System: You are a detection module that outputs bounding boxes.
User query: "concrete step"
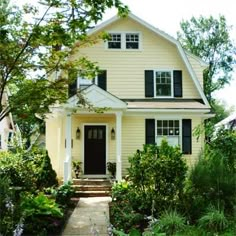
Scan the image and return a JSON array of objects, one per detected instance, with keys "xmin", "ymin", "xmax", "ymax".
[
  {"xmin": 73, "ymin": 178, "xmax": 112, "ymax": 186},
  {"xmin": 75, "ymin": 190, "xmax": 111, "ymax": 197},
  {"xmin": 72, "ymin": 178, "xmax": 113, "ymax": 197},
  {"xmin": 73, "ymin": 184, "xmax": 111, "ymax": 191}
]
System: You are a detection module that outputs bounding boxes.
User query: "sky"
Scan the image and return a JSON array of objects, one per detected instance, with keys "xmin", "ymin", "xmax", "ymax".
[
  {"xmin": 104, "ymin": 0, "xmax": 236, "ymax": 109},
  {"xmin": 13, "ymin": 0, "xmax": 236, "ymax": 109}
]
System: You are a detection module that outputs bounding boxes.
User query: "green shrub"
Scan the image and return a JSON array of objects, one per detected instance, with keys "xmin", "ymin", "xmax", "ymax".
[
  {"xmin": 128, "ymin": 140, "xmax": 187, "ymax": 214},
  {"xmin": 54, "ymin": 181, "xmax": 75, "ymax": 207},
  {"xmin": 198, "ymin": 205, "xmax": 228, "ymax": 233},
  {"xmin": 184, "ymin": 151, "xmax": 236, "ymax": 221},
  {"xmin": 155, "ymin": 210, "xmax": 186, "ymax": 235},
  {"xmin": 0, "ymin": 151, "xmax": 36, "ymax": 190},
  {"xmin": 31, "ymin": 149, "xmax": 58, "ymax": 189}
]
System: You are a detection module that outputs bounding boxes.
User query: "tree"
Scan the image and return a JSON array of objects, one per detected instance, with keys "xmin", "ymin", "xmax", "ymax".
[
  {"xmin": 177, "ymin": 15, "xmax": 235, "ymax": 103},
  {"xmin": 0, "ymin": 0, "xmax": 129, "ymax": 141}
]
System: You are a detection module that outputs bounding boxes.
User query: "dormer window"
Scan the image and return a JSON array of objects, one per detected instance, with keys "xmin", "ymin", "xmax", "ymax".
[{"xmin": 107, "ymin": 32, "xmax": 140, "ymax": 50}]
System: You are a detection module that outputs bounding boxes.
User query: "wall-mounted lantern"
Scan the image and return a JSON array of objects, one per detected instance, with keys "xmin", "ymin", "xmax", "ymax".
[
  {"xmin": 76, "ymin": 127, "xmax": 81, "ymax": 139},
  {"xmin": 111, "ymin": 128, "xmax": 115, "ymax": 140}
]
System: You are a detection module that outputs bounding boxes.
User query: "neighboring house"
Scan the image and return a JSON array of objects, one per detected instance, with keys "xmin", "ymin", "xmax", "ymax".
[
  {"xmin": 215, "ymin": 112, "xmax": 236, "ymax": 131},
  {"xmin": 0, "ymin": 92, "xmax": 17, "ymax": 150},
  {"xmin": 46, "ymin": 13, "xmax": 212, "ymax": 182}
]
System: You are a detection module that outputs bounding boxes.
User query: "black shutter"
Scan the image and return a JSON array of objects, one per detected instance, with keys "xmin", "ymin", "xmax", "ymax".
[
  {"xmin": 68, "ymin": 69, "xmax": 77, "ymax": 97},
  {"xmin": 97, "ymin": 70, "xmax": 107, "ymax": 91},
  {"xmin": 145, "ymin": 119, "xmax": 155, "ymax": 144},
  {"xmin": 182, "ymin": 119, "xmax": 192, "ymax": 154},
  {"xmin": 145, "ymin": 70, "xmax": 154, "ymax": 97},
  {"xmin": 174, "ymin": 70, "xmax": 182, "ymax": 97}
]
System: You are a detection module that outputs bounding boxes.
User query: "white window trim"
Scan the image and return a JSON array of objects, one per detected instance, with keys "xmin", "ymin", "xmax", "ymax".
[
  {"xmin": 155, "ymin": 119, "xmax": 182, "ymax": 150},
  {"xmin": 106, "ymin": 31, "xmax": 142, "ymax": 50},
  {"xmin": 154, "ymin": 70, "xmax": 174, "ymax": 98}
]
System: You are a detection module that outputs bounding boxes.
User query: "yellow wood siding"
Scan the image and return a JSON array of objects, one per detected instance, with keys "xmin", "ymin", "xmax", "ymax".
[
  {"xmin": 76, "ymin": 18, "xmax": 200, "ymax": 99},
  {"xmin": 122, "ymin": 116, "xmax": 145, "ymax": 174},
  {"xmin": 46, "ymin": 116, "xmax": 65, "ymax": 179},
  {"xmin": 187, "ymin": 54, "xmax": 205, "ymax": 88}
]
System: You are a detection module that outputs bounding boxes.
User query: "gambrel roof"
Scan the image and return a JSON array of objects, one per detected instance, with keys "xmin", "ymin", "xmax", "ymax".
[{"xmin": 87, "ymin": 13, "xmax": 210, "ymax": 107}]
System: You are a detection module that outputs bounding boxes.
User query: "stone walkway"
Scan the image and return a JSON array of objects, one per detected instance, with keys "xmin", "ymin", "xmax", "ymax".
[{"xmin": 62, "ymin": 197, "xmax": 111, "ymax": 236}]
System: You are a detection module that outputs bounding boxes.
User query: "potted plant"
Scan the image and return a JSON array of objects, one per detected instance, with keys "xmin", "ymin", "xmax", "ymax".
[
  {"xmin": 107, "ymin": 162, "xmax": 116, "ymax": 178},
  {"xmin": 72, "ymin": 161, "xmax": 82, "ymax": 178}
]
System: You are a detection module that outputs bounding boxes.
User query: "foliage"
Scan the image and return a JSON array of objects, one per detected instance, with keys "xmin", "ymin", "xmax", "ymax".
[
  {"xmin": 107, "ymin": 161, "xmax": 116, "ymax": 177},
  {"xmin": 154, "ymin": 210, "xmax": 186, "ymax": 236},
  {"xmin": 0, "ymin": 151, "xmax": 36, "ymax": 190},
  {"xmin": 110, "ymin": 141, "xmax": 187, "ymax": 232},
  {"xmin": 0, "ymin": 175, "xmax": 22, "ymax": 235},
  {"xmin": 32, "ymin": 149, "xmax": 58, "ymax": 189},
  {"xmin": 53, "ymin": 181, "xmax": 75, "ymax": 207},
  {"xmin": 20, "ymin": 192, "xmax": 63, "ymax": 235},
  {"xmin": 177, "ymin": 15, "xmax": 235, "ymax": 102},
  {"xmin": 127, "ymin": 140, "xmax": 187, "ymax": 213},
  {"xmin": 20, "ymin": 192, "xmax": 63, "ymax": 218},
  {"xmin": 183, "ymin": 148, "xmax": 236, "ymax": 222},
  {"xmin": 0, "ymin": 0, "xmax": 129, "ymax": 140},
  {"xmin": 210, "ymin": 128, "xmax": 236, "ymax": 171},
  {"xmin": 72, "ymin": 160, "xmax": 82, "ymax": 178},
  {"xmin": 198, "ymin": 205, "xmax": 228, "ymax": 233}
]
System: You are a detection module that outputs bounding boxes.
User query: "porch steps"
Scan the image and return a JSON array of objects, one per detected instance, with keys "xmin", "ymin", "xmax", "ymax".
[{"xmin": 72, "ymin": 178, "xmax": 113, "ymax": 197}]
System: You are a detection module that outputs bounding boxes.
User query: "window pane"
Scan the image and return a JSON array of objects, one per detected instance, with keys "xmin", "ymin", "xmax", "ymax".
[
  {"xmin": 169, "ymin": 120, "xmax": 173, "ymax": 127},
  {"xmin": 157, "ymin": 120, "xmax": 162, "ymax": 127},
  {"xmin": 157, "ymin": 128, "xmax": 162, "ymax": 135},
  {"xmin": 163, "ymin": 128, "xmax": 168, "ymax": 135},
  {"xmin": 163, "ymin": 120, "xmax": 168, "ymax": 127},
  {"xmin": 174, "ymin": 120, "xmax": 179, "ymax": 127}
]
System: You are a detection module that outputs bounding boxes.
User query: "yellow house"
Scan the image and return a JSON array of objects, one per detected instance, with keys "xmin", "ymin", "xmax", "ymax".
[{"xmin": 46, "ymin": 13, "xmax": 212, "ymax": 182}]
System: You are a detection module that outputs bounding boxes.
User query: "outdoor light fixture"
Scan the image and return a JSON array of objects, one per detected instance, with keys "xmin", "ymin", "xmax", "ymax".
[
  {"xmin": 111, "ymin": 128, "xmax": 115, "ymax": 140},
  {"xmin": 76, "ymin": 127, "xmax": 81, "ymax": 139}
]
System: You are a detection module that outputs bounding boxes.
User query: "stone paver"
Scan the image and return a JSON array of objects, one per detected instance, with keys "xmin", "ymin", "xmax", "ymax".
[{"xmin": 62, "ymin": 197, "xmax": 111, "ymax": 236}]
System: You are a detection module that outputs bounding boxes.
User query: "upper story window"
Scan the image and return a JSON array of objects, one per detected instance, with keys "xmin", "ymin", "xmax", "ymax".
[
  {"xmin": 145, "ymin": 70, "xmax": 182, "ymax": 98},
  {"xmin": 107, "ymin": 32, "xmax": 140, "ymax": 50},
  {"xmin": 79, "ymin": 77, "xmax": 97, "ymax": 90},
  {"xmin": 108, "ymin": 34, "xmax": 121, "ymax": 49},
  {"xmin": 68, "ymin": 70, "xmax": 107, "ymax": 97},
  {"xmin": 155, "ymin": 71, "xmax": 173, "ymax": 97},
  {"xmin": 126, "ymin": 33, "xmax": 139, "ymax": 49}
]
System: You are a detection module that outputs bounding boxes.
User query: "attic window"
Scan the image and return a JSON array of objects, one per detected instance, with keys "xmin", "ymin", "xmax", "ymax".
[
  {"xmin": 107, "ymin": 32, "xmax": 140, "ymax": 50},
  {"xmin": 108, "ymin": 33, "xmax": 121, "ymax": 49},
  {"xmin": 126, "ymin": 33, "xmax": 139, "ymax": 49}
]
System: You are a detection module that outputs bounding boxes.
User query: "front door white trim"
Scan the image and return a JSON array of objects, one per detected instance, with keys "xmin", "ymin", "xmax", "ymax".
[
  {"xmin": 81, "ymin": 123, "xmax": 109, "ymax": 176},
  {"xmin": 64, "ymin": 112, "xmax": 72, "ymax": 183},
  {"xmin": 116, "ymin": 111, "xmax": 122, "ymax": 181}
]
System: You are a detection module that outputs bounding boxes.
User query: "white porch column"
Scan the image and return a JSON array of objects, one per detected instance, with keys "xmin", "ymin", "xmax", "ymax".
[
  {"xmin": 64, "ymin": 112, "xmax": 72, "ymax": 183},
  {"xmin": 116, "ymin": 111, "xmax": 122, "ymax": 181}
]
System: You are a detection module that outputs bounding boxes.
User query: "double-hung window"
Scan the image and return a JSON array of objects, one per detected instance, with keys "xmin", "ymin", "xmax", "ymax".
[
  {"xmin": 155, "ymin": 71, "xmax": 173, "ymax": 97},
  {"xmin": 108, "ymin": 34, "xmax": 121, "ymax": 49},
  {"xmin": 156, "ymin": 120, "xmax": 180, "ymax": 146},
  {"xmin": 107, "ymin": 32, "xmax": 140, "ymax": 50}
]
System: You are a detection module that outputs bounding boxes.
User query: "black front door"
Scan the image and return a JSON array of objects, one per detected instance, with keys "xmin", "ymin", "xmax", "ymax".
[{"xmin": 84, "ymin": 125, "xmax": 106, "ymax": 175}]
